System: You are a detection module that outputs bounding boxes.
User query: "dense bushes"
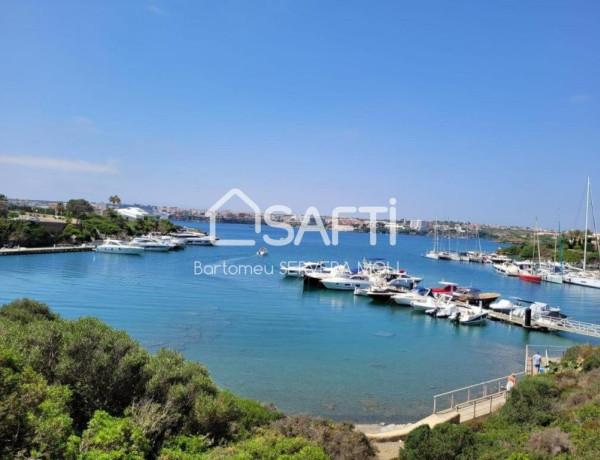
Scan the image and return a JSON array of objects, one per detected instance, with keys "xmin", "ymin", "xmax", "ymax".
[
  {"xmin": 498, "ymin": 375, "xmax": 559, "ymax": 426},
  {"xmin": 0, "ymin": 299, "xmax": 372, "ymax": 459},
  {"xmin": 0, "ymin": 219, "xmax": 54, "ymax": 247},
  {"xmin": 401, "ymin": 423, "xmax": 477, "ymax": 460}
]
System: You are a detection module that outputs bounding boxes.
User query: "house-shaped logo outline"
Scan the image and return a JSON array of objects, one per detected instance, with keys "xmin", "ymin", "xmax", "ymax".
[{"xmin": 205, "ymin": 188, "xmax": 261, "ymax": 246}]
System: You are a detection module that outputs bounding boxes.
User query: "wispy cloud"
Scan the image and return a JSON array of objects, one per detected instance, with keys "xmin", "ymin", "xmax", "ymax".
[
  {"xmin": 147, "ymin": 4, "xmax": 166, "ymax": 15},
  {"xmin": 0, "ymin": 155, "xmax": 119, "ymax": 175},
  {"xmin": 71, "ymin": 115, "xmax": 100, "ymax": 133},
  {"xmin": 569, "ymin": 94, "xmax": 589, "ymax": 104}
]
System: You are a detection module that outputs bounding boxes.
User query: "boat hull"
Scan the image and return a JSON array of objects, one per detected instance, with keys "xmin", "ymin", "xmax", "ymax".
[
  {"xmin": 518, "ymin": 273, "xmax": 542, "ymax": 283},
  {"xmin": 94, "ymin": 247, "xmax": 144, "ymax": 255}
]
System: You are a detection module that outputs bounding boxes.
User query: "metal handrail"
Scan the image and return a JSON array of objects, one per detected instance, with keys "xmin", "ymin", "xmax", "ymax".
[{"xmin": 433, "ymin": 371, "xmax": 525, "ymax": 413}]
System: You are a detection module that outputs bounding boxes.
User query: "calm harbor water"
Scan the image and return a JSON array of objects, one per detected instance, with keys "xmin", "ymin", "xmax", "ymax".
[{"xmin": 2, "ymin": 222, "xmax": 600, "ymax": 423}]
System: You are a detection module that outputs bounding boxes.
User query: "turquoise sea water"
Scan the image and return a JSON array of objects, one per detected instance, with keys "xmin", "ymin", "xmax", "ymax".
[{"xmin": 2, "ymin": 222, "xmax": 600, "ymax": 423}]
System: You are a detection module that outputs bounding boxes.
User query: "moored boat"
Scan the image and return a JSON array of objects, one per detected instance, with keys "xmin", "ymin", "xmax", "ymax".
[{"xmin": 94, "ymin": 239, "xmax": 144, "ymax": 255}]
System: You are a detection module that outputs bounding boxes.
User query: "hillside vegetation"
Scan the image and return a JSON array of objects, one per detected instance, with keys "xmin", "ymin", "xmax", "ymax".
[{"xmin": 0, "ymin": 299, "xmax": 373, "ymax": 459}]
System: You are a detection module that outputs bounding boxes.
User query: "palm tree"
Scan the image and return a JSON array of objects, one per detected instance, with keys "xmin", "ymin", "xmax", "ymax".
[{"xmin": 109, "ymin": 195, "xmax": 121, "ymax": 209}]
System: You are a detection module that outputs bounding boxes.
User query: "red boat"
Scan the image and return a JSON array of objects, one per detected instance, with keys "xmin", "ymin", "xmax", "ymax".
[{"xmin": 518, "ymin": 272, "xmax": 542, "ymax": 283}]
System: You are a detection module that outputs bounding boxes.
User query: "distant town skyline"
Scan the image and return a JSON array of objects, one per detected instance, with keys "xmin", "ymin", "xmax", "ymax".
[{"xmin": 1, "ymin": 1, "xmax": 599, "ymax": 229}]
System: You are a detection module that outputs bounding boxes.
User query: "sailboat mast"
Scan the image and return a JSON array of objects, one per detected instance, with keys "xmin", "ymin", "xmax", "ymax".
[{"xmin": 583, "ymin": 177, "xmax": 590, "ymax": 272}]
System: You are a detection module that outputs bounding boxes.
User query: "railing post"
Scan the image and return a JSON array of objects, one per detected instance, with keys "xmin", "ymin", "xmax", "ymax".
[
  {"xmin": 451, "ymin": 394, "xmax": 454, "ymax": 409},
  {"xmin": 467, "ymin": 388, "xmax": 470, "ymax": 402},
  {"xmin": 433, "ymin": 397, "xmax": 436, "ymax": 414},
  {"xmin": 490, "ymin": 396, "xmax": 493, "ymax": 413}
]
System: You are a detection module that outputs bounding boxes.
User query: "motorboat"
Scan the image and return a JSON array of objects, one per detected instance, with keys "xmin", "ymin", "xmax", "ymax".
[
  {"xmin": 392, "ymin": 288, "xmax": 431, "ymax": 306},
  {"xmin": 366, "ymin": 285, "xmax": 409, "ymax": 301},
  {"xmin": 436, "ymin": 303, "xmax": 459, "ymax": 318},
  {"xmin": 510, "ymin": 300, "xmax": 567, "ymax": 319},
  {"xmin": 147, "ymin": 233, "xmax": 186, "ymax": 250},
  {"xmin": 304, "ymin": 265, "xmax": 350, "ymax": 286},
  {"xmin": 94, "ymin": 239, "xmax": 144, "ymax": 255},
  {"xmin": 431, "ymin": 281, "xmax": 458, "ymax": 296},
  {"xmin": 411, "ymin": 293, "xmax": 454, "ymax": 312},
  {"xmin": 387, "ymin": 272, "xmax": 423, "ymax": 289},
  {"xmin": 489, "ymin": 299, "xmax": 519, "ymax": 314},
  {"xmin": 493, "ymin": 262, "xmax": 519, "ymax": 276},
  {"xmin": 452, "ymin": 307, "xmax": 488, "ymax": 326},
  {"xmin": 452, "ymin": 288, "xmax": 501, "ymax": 307},
  {"xmin": 257, "ymin": 247, "xmax": 269, "ymax": 256},
  {"xmin": 130, "ymin": 237, "xmax": 171, "ymax": 252},
  {"xmin": 489, "ymin": 253, "xmax": 512, "ymax": 264},
  {"xmin": 354, "ymin": 287, "xmax": 370, "ymax": 296},
  {"xmin": 321, "ymin": 274, "xmax": 372, "ymax": 291},
  {"xmin": 281, "ymin": 262, "xmax": 324, "ymax": 278}
]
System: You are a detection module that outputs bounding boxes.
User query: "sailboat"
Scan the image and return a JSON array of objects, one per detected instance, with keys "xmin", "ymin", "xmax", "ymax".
[
  {"xmin": 518, "ymin": 219, "xmax": 542, "ymax": 283},
  {"xmin": 424, "ymin": 218, "xmax": 440, "ymax": 259},
  {"xmin": 564, "ymin": 178, "xmax": 600, "ymax": 289},
  {"xmin": 540, "ymin": 219, "xmax": 564, "ymax": 284}
]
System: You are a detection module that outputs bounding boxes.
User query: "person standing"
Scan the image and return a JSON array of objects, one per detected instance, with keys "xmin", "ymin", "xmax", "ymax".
[
  {"xmin": 507, "ymin": 374, "xmax": 517, "ymax": 391},
  {"xmin": 532, "ymin": 351, "xmax": 542, "ymax": 374}
]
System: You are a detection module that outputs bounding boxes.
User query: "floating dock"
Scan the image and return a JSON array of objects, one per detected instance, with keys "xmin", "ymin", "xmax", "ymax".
[
  {"xmin": 0, "ymin": 246, "xmax": 94, "ymax": 256},
  {"xmin": 487, "ymin": 310, "xmax": 600, "ymax": 339}
]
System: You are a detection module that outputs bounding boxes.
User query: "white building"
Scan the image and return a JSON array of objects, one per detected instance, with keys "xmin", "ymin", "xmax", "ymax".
[
  {"xmin": 116, "ymin": 207, "xmax": 150, "ymax": 221},
  {"xmin": 409, "ymin": 219, "xmax": 429, "ymax": 231}
]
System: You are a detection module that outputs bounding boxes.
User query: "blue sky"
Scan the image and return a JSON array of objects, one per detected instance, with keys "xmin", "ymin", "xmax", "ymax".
[{"xmin": 0, "ymin": 1, "xmax": 599, "ymax": 228}]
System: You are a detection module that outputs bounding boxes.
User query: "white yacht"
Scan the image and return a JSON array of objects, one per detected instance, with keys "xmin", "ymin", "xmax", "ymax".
[
  {"xmin": 130, "ymin": 237, "xmax": 171, "ymax": 252},
  {"xmin": 257, "ymin": 247, "xmax": 269, "ymax": 256},
  {"xmin": 94, "ymin": 239, "xmax": 144, "ymax": 255},
  {"xmin": 147, "ymin": 233, "xmax": 186, "ymax": 250},
  {"xmin": 392, "ymin": 288, "xmax": 431, "ymax": 306},
  {"xmin": 321, "ymin": 274, "xmax": 372, "ymax": 291}
]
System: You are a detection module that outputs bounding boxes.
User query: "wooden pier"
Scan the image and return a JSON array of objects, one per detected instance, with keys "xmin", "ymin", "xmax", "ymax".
[{"xmin": 0, "ymin": 245, "xmax": 94, "ymax": 256}]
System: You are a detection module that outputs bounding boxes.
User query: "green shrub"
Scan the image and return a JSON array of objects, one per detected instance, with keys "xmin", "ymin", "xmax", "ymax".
[
  {"xmin": 0, "ymin": 298, "xmax": 58, "ymax": 324},
  {"xmin": 0, "ymin": 348, "xmax": 76, "ymax": 459},
  {"xmin": 207, "ymin": 430, "xmax": 328, "ymax": 460},
  {"xmin": 55, "ymin": 318, "xmax": 150, "ymax": 429},
  {"xmin": 401, "ymin": 423, "xmax": 477, "ymax": 460},
  {"xmin": 158, "ymin": 435, "xmax": 210, "ymax": 459},
  {"xmin": 582, "ymin": 354, "xmax": 600, "ymax": 372},
  {"xmin": 79, "ymin": 410, "xmax": 150, "ymax": 459},
  {"xmin": 499, "ymin": 375, "xmax": 559, "ymax": 426}
]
